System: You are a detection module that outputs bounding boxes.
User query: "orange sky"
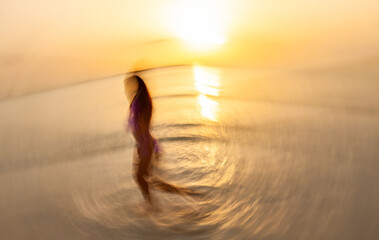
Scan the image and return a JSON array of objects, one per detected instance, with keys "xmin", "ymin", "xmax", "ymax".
[{"xmin": 1, "ymin": 0, "xmax": 378, "ymax": 99}]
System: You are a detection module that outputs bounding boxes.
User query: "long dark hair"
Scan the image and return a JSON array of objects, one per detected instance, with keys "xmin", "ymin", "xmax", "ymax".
[{"xmin": 128, "ymin": 75, "xmax": 153, "ymax": 127}]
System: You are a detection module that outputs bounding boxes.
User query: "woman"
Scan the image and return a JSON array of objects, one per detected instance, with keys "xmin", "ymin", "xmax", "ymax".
[
  {"xmin": 125, "ymin": 75, "xmax": 198, "ymax": 207},
  {"xmin": 124, "ymin": 75, "xmax": 158, "ymax": 206}
]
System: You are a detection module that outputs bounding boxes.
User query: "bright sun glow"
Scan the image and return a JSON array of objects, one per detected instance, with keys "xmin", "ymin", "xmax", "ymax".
[{"xmin": 167, "ymin": 0, "xmax": 230, "ymax": 49}]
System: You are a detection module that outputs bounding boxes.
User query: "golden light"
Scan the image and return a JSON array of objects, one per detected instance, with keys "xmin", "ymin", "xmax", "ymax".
[
  {"xmin": 166, "ymin": 0, "xmax": 230, "ymax": 49},
  {"xmin": 194, "ymin": 66, "xmax": 220, "ymax": 96},
  {"xmin": 193, "ymin": 66, "xmax": 220, "ymax": 121},
  {"xmin": 197, "ymin": 95, "xmax": 219, "ymax": 122}
]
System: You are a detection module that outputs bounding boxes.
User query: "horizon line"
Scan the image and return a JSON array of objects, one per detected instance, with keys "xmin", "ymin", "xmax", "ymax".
[{"xmin": 0, "ymin": 64, "xmax": 192, "ymax": 103}]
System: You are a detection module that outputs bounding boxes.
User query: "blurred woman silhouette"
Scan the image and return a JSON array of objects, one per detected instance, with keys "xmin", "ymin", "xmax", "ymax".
[
  {"xmin": 124, "ymin": 75, "xmax": 158, "ymax": 206},
  {"xmin": 125, "ymin": 75, "xmax": 194, "ymax": 208}
]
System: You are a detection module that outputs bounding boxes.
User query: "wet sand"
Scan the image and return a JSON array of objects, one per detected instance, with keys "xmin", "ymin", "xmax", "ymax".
[{"xmin": 0, "ymin": 64, "xmax": 378, "ymax": 239}]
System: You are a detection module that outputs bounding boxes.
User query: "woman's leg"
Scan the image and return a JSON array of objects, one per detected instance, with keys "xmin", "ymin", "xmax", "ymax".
[
  {"xmin": 150, "ymin": 176, "xmax": 182, "ymax": 194},
  {"xmin": 134, "ymin": 146, "xmax": 153, "ymax": 204}
]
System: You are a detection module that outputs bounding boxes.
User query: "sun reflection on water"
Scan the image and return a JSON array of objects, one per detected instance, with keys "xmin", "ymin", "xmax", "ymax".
[
  {"xmin": 194, "ymin": 66, "xmax": 220, "ymax": 97},
  {"xmin": 197, "ymin": 95, "xmax": 219, "ymax": 122},
  {"xmin": 193, "ymin": 66, "xmax": 220, "ymax": 122}
]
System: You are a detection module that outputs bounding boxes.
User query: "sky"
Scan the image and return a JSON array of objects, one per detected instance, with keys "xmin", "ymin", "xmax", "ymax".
[{"xmin": 1, "ymin": 0, "xmax": 378, "ymax": 99}]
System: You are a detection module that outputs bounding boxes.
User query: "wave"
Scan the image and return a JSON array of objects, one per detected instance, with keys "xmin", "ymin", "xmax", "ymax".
[{"xmin": 0, "ymin": 122, "xmax": 242, "ymax": 173}]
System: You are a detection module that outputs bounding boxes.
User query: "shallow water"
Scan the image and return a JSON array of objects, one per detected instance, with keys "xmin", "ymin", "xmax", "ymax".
[{"xmin": 0, "ymin": 65, "xmax": 378, "ymax": 239}]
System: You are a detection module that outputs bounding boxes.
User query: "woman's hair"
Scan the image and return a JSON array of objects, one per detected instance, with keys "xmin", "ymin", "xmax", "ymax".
[{"xmin": 126, "ymin": 75, "xmax": 153, "ymax": 126}]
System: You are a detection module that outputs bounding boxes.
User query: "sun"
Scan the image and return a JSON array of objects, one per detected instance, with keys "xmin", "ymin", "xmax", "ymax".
[{"xmin": 166, "ymin": 0, "xmax": 230, "ymax": 49}]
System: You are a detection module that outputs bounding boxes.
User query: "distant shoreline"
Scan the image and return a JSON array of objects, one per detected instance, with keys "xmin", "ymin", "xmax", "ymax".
[{"xmin": 0, "ymin": 64, "xmax": 192, "ymax": 102}]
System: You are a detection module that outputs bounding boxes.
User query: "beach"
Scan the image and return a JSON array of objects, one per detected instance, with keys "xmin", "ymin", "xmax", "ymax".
[{"xmin": 0, "ymin": 64, "xmax": 378, "ymax": 239}]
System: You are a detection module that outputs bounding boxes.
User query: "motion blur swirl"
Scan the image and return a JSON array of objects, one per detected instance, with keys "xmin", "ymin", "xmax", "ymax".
[
  {"xmin": 72, "ymin": 66, "xmax": 255, "ymax": 237},
  {"xmin": 0, "ymin": 65, "xmax": 378, "ymax": 239}
]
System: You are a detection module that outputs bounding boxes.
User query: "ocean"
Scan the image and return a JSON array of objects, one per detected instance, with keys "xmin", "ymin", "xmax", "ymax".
[{"xmin": 0, "ymin": 64, "xmax": 378, "ymax": 239}]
